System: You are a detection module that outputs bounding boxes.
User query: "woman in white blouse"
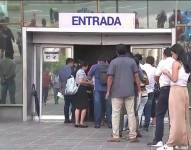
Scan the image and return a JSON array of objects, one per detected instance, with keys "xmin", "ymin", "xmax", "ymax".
[{"xmin": 75, "ymin": 61, "xmax": 92, "ymax": 128}]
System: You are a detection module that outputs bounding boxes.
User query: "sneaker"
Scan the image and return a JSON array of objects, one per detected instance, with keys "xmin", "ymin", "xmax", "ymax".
[
  {"xmin": 175, "ymin": 146, "xmax": 188, "ymax": 150},
  {"xmin": 147, "ymin": 140, "xmax": 157, "ymax": 146},
  {"xmin": 157, "ymin": 145, "xmax": 173, "ymax": 150},
  {"xmin": 153, "ymin": 141, "xmax": 163, "ymax": 147}
]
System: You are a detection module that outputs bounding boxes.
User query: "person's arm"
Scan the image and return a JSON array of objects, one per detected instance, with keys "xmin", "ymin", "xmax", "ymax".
[
  {"xmin": 132, "ymin": 61, "xmax": 141, "ymax": 93},
  {"xmin": 155, "ymin": 76, "xmax": 160, "ymax": 83},
  {"xmin": 106, "ymin": 61, "xmax": 115, "ymax": 99},
  {"xmin": 78, "ymin": 78, "xmax": 92, "ymax": 85},
  {"xmin": 87, "ymin": 65, "xmax": 96, "ymax": 79},
  {"xmin": 163, "ymin": 61, "xmax": 180, "ymax": 82},
  {"xmin": 134, "ymin": 73, "xmax": 141, "ymax": 93},
  {"xmin": 106, "ymin": 75, "xmax": 113, "ymax": 99}
]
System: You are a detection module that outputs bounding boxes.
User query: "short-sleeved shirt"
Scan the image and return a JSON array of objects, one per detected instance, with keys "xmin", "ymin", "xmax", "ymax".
[
  {"xmin": 76, "ymin": 69, "xmax": 87, "ymax": 85},
  {"xmin": 107, "ymin": 55, "xmax": 138, "ymax": 98},
  {"xmin": 88, "ymin": 64, "xmax": 107, "ymax": 92},
  {"xmin": 155, "ymin": 57, "xmax": 175, "ymax": 87},
  {"xmin": 59, "ymin": 65, "xmax": 72, "ymax": 90},
  {"xmin": 141, "ymin": 63, "xmax": 156, "ymax": 93}
]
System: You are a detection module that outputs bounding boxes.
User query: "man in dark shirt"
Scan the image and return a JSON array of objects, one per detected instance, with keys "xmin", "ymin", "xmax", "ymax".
[
  {"xmin": 59, "ymin": 58, "xmax": 75, "ymax": 123},
  {"xmin": 106, "ymin": 44, "xmax": 141, "ymax": 142},
  {"xmin": 0, "ymin": 53, "xmax": 16, "ymax": 104},
  {"xmin": 88, "ymin": 57, "xmax": 112, "ymax": 128}
]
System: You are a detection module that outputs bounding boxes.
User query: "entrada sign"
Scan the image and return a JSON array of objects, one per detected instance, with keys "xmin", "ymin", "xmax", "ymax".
[
  {"xmin": 72, "ymin": 16, "xmax": 121, "ymax": 26},
  {"xmin": 59, "ymin": 13, "xmax": 135, "ymax": 32}
]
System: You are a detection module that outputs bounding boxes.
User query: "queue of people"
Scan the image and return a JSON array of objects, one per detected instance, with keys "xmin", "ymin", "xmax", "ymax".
[{"xmin": 52, "ymin": 43, "xmax": 191, "ymax": 149}]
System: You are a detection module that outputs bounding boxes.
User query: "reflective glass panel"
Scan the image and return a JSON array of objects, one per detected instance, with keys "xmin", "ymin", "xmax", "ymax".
[
  {"xmin": 0, "ymin": 25, "xmax": 22, "ymax": 104},
  {"xmin": 23, "ymin": 0, "xmax": 97, "ymax": 27}
]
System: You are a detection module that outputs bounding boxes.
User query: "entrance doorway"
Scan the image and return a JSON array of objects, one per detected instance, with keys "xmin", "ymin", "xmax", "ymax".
[
  {"xmin": 38, "ymin": 45, "xmax": 73, "ymax": 120},
  {"xmin": 74, "ymin": 45, "xmax": 116, "ymax": 65}
]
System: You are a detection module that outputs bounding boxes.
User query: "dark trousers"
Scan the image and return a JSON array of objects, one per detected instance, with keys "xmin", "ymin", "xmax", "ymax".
[
  {"xmin": 144, "ymin": 92, "xmax": 155, "ymax": 128},
  {"xmin": 64, "ymin": 95, "xmax": 75, "ymax": 121},
  {"xmin": 154, "ymin": 86, "xmax": 170, "ymax": 142},
  {"xmin": 1, "ymin": 80, "xmax": 16, "ymax": 104},
  {"xmin": 42, "ymin": 87, "xmax": 49, "ymax": 103},
  {"xmin": 151, "ymin": 95, "xmax": 156, "ymax": 118}
]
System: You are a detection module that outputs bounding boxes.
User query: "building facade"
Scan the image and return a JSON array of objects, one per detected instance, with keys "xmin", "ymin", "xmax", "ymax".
[{"xmin": 0, "ymin": 0, "xmax": 190, "ymax": 121}]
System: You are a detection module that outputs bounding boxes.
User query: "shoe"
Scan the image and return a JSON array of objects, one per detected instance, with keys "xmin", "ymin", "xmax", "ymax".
[
  {"xmin": 129, "ymin": 138, "xmax": 139, "ymax": 143},
  {"xmin": 74, "ymin": 124, "xmax": 79, "ymax": 128},
  {"xmin": 94, "ymin": 125, "xmax": 100, "ymax": 128},
  {"xmin": 79, "ymin": 124, "xmax": 88, "ymax": 128},
  {"xmin": 107, "ymin": 138, "xmax": 120, "ymax": 142},
  {"xmin": 152, "ymin": 141, "xmax": 163, "ymax": 147},
  {"xmin": 136, "ymin": 131, "xmax": 142, "ymax": 138},
  {"xmin": 143, "ymin": 126, "xmax": 149, "ymax": 132},
  {"xmin": 157, "ymin": 145, "xmax": 173, "ymax": 150},
  {"xmin": 147, "ymin": 140, "xmax": 157, "ymax": 146},
  {"xmin": 107, "ymin": 124, "xmax": 112, "ymax": 129},
  {"xmin": 64, "ymin": 120, "xmax": 71, "ymax": 123},
  {"xmin": 175, "ymin": 146, "xmax": 188, "ymax": 150}
]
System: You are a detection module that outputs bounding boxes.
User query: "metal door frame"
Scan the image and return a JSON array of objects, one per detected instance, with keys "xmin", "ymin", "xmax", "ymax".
[{"xmin": 34, "ymin": 44, "xmax": 74, "ymax": 120}]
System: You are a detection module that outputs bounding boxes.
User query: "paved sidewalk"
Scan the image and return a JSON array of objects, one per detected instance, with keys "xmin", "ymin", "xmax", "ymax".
[{"xmin": 0, "ymin": 121, "xmax": 169, "ymax": 150}]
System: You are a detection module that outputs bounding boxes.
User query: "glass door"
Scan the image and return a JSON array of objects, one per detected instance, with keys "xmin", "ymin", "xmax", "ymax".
[
  {"xmin": 39, "ymin": 45, "xmax": 73, "ymax": 120},
  {"xmin": 131, "ymin": 46, "xmax": 165, "ymax": 66}
]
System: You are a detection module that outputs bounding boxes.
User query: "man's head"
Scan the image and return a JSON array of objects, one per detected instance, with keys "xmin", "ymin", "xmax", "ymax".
[
  {"xmin": 66, "ymin": 58, "xmax": 74, "ymax": 67},
  {"xmin": 134, "ymin": 54, "xmax": 143, "ymax": 62},
  {"xmin": 116, "ymin": 44, "xmax": 130, "ymax": 56},
  {"xmin": 163, "ymin": 47, "xmax": 172, "ymax": 58},
  {"xmin": 146, "ymin": 56, "xmax": 155, "ymax": 66},
  {"xmin": 97, "ymin": 56, "xmax": 106, "ymax": 64}
]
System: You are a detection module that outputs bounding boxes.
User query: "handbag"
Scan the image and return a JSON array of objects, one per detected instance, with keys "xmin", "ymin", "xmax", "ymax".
[{"xmin": 65, "ymin": 75, "xmax": 79, "ymax": 95}]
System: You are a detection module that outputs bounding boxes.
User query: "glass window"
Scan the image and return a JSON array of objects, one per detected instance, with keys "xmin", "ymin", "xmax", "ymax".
[
  {"xmin": 148, "ymin": 1, "xmax": 176, "ymax": 29},
  {"xmin": 0, "ymin": 1, "xmax": 21, "ymax": 24},
  {"xmin": 177, "ymin": 1, "xmax": 191, "ymax": 26},
  {"xmin": 0, "ymin": 25, "xmax": 22, "ymax": 104},
  {"xmin": 23, "ymin": 0, "xmax": 97, "ymax": 27},
  {"xmin": 119, "ymin": 0, "xmax": 147, "ymax": 29},
  {"xmin": 99, "ymin": 0, "xmax": 116, "ymax": 13}
]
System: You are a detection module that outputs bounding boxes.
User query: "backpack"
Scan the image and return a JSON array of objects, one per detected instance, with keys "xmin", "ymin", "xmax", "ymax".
[
  {"xmin": 97, "ymin": 64, "xmax": 109, "ymax": 85},
  {"xmin": 65, "ymin": 75, "xmax": 78, "ymax": 95}
]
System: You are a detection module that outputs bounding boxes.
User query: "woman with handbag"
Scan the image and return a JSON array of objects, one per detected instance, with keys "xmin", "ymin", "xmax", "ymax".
[{"xmin": 74, "ymin": 61, "xmax": 93, "ymax": 128}]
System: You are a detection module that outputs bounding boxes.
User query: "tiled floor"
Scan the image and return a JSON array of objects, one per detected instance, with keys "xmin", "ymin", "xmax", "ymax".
[{"xmin": 0, "ymin": 121, "xmax": 170, "ymax": 150}]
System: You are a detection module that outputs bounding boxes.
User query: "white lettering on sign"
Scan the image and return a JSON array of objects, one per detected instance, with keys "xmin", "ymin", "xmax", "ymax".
[{"xmin": 59, "ymin": 13, "xmax": 135, "ymax": 32}]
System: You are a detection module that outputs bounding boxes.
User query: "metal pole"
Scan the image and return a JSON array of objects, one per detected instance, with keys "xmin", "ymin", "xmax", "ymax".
[
  {"xmin": 97, "ymin": 0, "xmax": 100, "ymax": 13},
  {"xmin": 147, "ymin": 0, "xmax": 149, "ymax": 28},
  {"xmin": 175, "ymin": 0, "xmax": 178, "ymax": 27},
  {"xmin": 116, "ymin": 0, "xmax": 119, "ymax": 13},
  {"xmin": 20, "ymin": 0, "xmax": 24, "ymax": 27}
]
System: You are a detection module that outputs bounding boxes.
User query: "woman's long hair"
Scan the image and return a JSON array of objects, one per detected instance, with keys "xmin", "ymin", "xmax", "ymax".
[{"xmin": 171, "ymin": 43, "xmax": 191, "ymax": 73}]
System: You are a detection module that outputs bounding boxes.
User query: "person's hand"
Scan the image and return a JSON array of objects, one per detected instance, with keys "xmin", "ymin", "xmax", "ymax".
[
  {"xmin": 105, "ymin": 91, "xmax": 110, "ymax": 100},
  {"xmin": 162, "ymin": 69, "xmax": 170, "ymax": 75}
]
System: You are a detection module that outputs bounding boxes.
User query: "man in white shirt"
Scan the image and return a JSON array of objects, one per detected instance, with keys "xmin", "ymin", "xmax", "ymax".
[
  {"xmin": 147, "ymin": 48, "xmax": 174, "ymax": 146},
  {"xmin": 141, "ymin": 56, "xmax": 156, "ymax": 131}
]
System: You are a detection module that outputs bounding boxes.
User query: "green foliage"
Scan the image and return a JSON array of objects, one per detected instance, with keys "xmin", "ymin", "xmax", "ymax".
[{"xmin": 43, "ymin": 53, "xmax": 66, "ymax": 73}]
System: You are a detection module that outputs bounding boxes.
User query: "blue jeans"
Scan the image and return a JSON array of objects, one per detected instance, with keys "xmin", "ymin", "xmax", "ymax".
[
  {"xmin": 64, "ymin": 95, "xmax": 75, "ymax": 121},
  {"xmin": 144, "ymin": 92, "xmax": 155, "ymax": 128},
  {"xmin": 94, "ymin": 91, "xmax": 112, "ymax": 126}
]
